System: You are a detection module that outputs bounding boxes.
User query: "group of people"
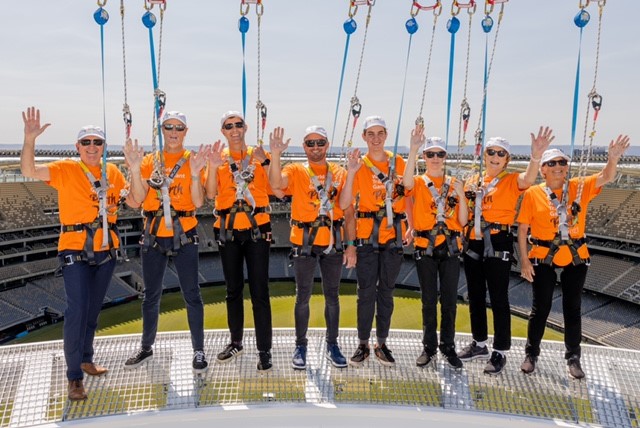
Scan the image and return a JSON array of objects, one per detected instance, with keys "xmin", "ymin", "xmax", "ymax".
[{"xmin": 20, "ymin": 106, "xmax": 630, "ymax": 402}]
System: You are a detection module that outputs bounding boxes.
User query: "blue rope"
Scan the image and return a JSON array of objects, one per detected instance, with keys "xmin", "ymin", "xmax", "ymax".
[
  {"xmin": 241, "ymin": 30, "xmax": 248, "ymax": 120},
  {"xmin": 99, "ymin": 19, "xmax": 108, "ymax": 176},
  {"xmin": 477, "ymin": 31, "xmax": 490, "ymax": 179},
  {"xmin": 570, "ymin": 28, "xmax": 584, "ymax": 155},
  {"xmin": 444, "ymin": 17, "xmax": 460, "ymax": 152},
  {"xmin": 392, "ymin": 33, "xmax": 415, "ymax": 176},
  {"xmin": 331, "ymin": 31, "xmax": 353, "ymax": 144},
  {"xmin": 147, "ymin": 26, "xmax": 164, "ymax": 153}
]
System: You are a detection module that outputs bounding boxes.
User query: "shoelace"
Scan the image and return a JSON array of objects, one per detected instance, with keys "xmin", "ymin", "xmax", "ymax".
[{"xmin": 194, "ymin": 351, "xmax": 205, "ymax": 363}]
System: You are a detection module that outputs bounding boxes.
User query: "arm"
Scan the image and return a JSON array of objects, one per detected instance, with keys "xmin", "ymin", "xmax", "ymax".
[
  {"xmin": 403, "ymin": 194, "xmax": 414, "ymax": 246},
  {"xmin": 204, "ymin": 140, "xmax": 225, "ymax": 200},
  {"xmin": 453, "ymin": 179, "xmax": 468, "ymax": 227},
  {"xmin": 402, "ymin": 124, "xmax": 425, "ymax": 191},
  {"xmin": 189, "ymin": 144, "xmax": 211, "ymax": 208},
  {"xmin": 267, "ymin": 126, "xmax": 290, "ymax": 191},
  {"xmin": 339, "ymin": 148, "xmax": 362, "ymax": 210},
  {"xmin": 517, "ymin": 126, "xmax": 554, "ymax": 189},
  {"xmin": 596, "ymin": 134, "xmax": 630, "ymax": 188},
  {"xmin": 342, "ymin": 204, "xmax": 357, "ymax": 268},
  {"xmin": 20, "ymin": 107, "xmax": 51, "ymax": 181},
  {"xmin": 518, "ymin": 223, "xmax": 534, "ymax": 283}
]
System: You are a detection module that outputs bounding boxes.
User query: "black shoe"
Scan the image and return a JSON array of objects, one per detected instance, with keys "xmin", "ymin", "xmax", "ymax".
[
  {"xmin": 292, "ymin": 345, "xmax": 307, "ymax": 370},
  {"xmin": 457, "ymin": 341, "xmax": 490, "ymax": 361},
  {"xmin": 484, "ymin": 351, "xmax": 506, "ymax": 375},
  {"xmin": 124, "ymin": 347, "xmax": 153, "ymax": 369},
  {"xmin": 520, "ymin": 354, "xmax": 537, "ymax": 374},
  {"xmin": 258, "ymin": 351, "xmax": 272, "ymax": 372},
  {"xmin": 326, "ymin": 343, "xmax": 348, "ymax": 368},
  {"xmin": 444, "ymin": 352, "xmax": 463, "ymax": 369},
  {"xmin": 217, "ymin": 343, "xmax": 244, "ymax": 363},
  {"xmin": 349, "ymin": 344, "xmax": 370, "ymax": 367},
  {"xmin": 374, "ymin": 344, "xmax": 395, "ymax": 367},
  {"xmin": 192, "ymin": 350, "xmax": 208, "ymax": 374},
  {"xmin": 567, "ymin": 357, "xmax": 585, "ymax": 380},
  {"xmin": 416, "ymin": 347, "xmax": 436, "ymax": 368}
]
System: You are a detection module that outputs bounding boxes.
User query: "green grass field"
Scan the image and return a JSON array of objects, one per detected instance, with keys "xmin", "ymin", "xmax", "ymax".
[{"xmin": 9, "ymin": 281, "xmax": 564, "ymax": 344}]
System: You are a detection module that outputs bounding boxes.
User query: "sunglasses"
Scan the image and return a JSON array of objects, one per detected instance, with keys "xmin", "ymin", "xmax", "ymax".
[
  {"xmin": 424, "ymin": 151, "xmax": 446, "ymax": 159},
  {"xmin": 163, "ymin": 124, "xmax": 186, "ymax": 132},
  {"xmin": 543, "ymin": 159, "xmax": 568, "ymax": 167},
  {"xmin": 79, "ymin": 139, "xmax": 104, "ymax": 146},
  {"xmin": 486, "ymin": 148, "xmax": 507, "ymax": 157},
  {"xmin": 304, "ymin": 139, "xmax": 328, "ymax": 148},
  {"xmin": 222, "ymin": 121, "xmax": 245, "ymax": 130}
]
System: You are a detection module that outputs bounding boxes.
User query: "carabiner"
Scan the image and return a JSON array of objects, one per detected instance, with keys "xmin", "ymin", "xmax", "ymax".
[
  {"xmin": 590, "ymin": 93, "xmax": 603, "ymax": 111},
  {"xmin": 255, "ymin": 0, "xmax": 264, "ymax": 17},
  {"xmin": 578, "ymin": 0, "xmax": 590, "ymax": 8},
  {"xmin": 97, "ymin": 0, "xmax": 107, "ymax": 7},
  {"xmin": 348, "ymin": 1, "xmax": 358, "ymax": 18},
  {"xmin": 351, "ymin": 102, "xmax": 362, "ymax": 119},
  {"xmin": 240, "ymin": 1, "xmax": 249, "ymax": 16}
]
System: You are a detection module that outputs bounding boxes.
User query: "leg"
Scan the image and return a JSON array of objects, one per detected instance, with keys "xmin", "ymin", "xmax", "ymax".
[
  {"xmin": 292, "ymin": 254, "xmax": 317, "ymax": 347},
  {"xmin": 463, "ymin": 240, "xmax": 488, "ymax": 343},
  {"xmin": 485, "ymin": 233, "xmax": 514, "ymax": 351},
  {"xmin": 438, "ymin": 255, "xmax": 460, "ymax": 352},
  {"xmin": 374, "ymin": 246, "xmax": 402, "ymax": 341},
  {"xmin": 173, "ymin": 230, "xmax": 204, "ymax": 351},
  {"xmin": 245, "ymin": 237, "xmax": 272, "ymax": 352},
  {"xmin": 140, "ymin": 245, "xmax": 168, "ymax": 349},
  {"xmin": 415, "ymin": 255, "xmax": 439, "ymax": 353},
  {"xmin": 318, "ymin": 251, "xmax": 343, "ymax": 345},
  {"xmin": 82, "ymin": 253, "xmax": 116, "ymax": 364},
  {"xmin": 524, "ymin": 263, "xmax": 557, "ymax": 358},
  {"xmin": 219, "ymin": 239, "xmax": 246, "ymax": 343},
  {"xmin": 355, "ymin": 245, "xmax": 379, "ymax": 341},
  {"xmin": 559, "ymin": 263, "xmax": 588, "ymax": 359}
]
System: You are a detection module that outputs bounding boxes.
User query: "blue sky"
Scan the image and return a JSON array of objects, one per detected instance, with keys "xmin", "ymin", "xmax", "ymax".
[{"xmin": 1, "ymin": 1, "xmax": 637, "ymax": 152}]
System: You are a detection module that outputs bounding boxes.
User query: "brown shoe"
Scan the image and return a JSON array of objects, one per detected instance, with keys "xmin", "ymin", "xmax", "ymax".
[
  {"xmin": 520, "ymin": 354, "xmax": 537, "ymax": 374},
  {"xmin": 81, "ymin": 362, "xmax": 108, "ymax": 376},
  {"xmin": 68, "ymin": 379, "xmax": 87, "ymax": 401}
]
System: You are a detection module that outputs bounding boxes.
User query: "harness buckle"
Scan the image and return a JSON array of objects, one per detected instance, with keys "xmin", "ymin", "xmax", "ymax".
[
  {"xmin": 63, "ymin": 254, "xmax": 76, "ymax": 265},
  {"xmin": 500, "ymin": 251, "xmax": 510, "ymax": 262}
]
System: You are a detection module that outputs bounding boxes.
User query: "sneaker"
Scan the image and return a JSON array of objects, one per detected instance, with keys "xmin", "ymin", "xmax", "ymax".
[
  {"xmin": 457, "ymin": 341, "xmax": 490, "ymax": 361},
  {"xmin": 258, "ymin": 351, "xmax": 272, "ymax": 372},
  {"xmin": 567, "ymin": 357, "xmax": 585, "ymax": 380},
  {"xmin": 292, "ymin": 345, "xmax": 307, "ymax": 370},
  {"xmin": 124, "ymin": 347, "xmax": 153, "ymax": 369},
  {"xmin": 217, "ymin": 343, "xmax": 244, "ymax": 363},
  {"xmin": 349, "ymin": 344, "xmax": 370, "ymax": 367},
  {"xmin": 192, "ymin": 350, "xmax": 208, "ymax": 374},
  {"xmin": 326, "ymin": 343, "xmax": 347, "ymax": 368},
  {"xmin": 374, "ymin": 344, "xmax": 395, "ymax": 367},
  {"xmin": 68, "ymin": 379, "xmax": 87, "ymax": 401},
  {"xmin": 484, "ymin": 351, "xmax": 507, "ymax": 375},
  {"xmin": 444, "ymin": 352, "xmax": 464, "ymax": 369},
  {"xmin": 520, "ymin": 354, "xmax": 537, "ymax": 374},
  {"xmin": 416, "ymin": 347, "xmax": 436, "ymax": 368}
]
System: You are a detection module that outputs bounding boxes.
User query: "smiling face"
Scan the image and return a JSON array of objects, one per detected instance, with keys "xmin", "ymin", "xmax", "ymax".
[
  {"xmin": 362, "ymin": 125, "xmax": 387, "ymax": 155},
  {"xmin": 483, "ymin": 145, "xmax": 510, "ymax": 176},
  {"xmin": 541, "ymin": 156, "xmax": 569, "ymax": 188},
  {"xmin": 303, "ymin": 133, "xmax": 329, "ymax": 164},
  {"xmin": 162, "ymin": 119, "xmax": 188, "ymax": 153},
  {"xmin": 75, "ymin": 137, "xmax": 105, "ymax": 166},
  {"xmin": 422, "ymin": 149, "xmax": 446, "ymax": 176},
  {"xmin": 221, "ymin": 116, "xmax": 247, "ymax": 150}
]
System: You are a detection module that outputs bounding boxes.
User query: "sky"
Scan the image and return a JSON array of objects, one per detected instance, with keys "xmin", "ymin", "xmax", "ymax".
[{"xmin": 1, "ymin": 0, "xmax": 637, "ymax": 153}]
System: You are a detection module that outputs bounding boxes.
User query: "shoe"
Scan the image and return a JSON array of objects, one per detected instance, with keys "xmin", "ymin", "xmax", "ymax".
[
  {"xmin": 457, "ymin": 341, "xmax": 490, "ymax": 361},
  {"xmin": 326, "ymin": 343, "xmax": 347, "ymax": 368},
  {"xmin": 520, "ymin": 354, "xmax": 537, "ymax": 374},
  {"xmin": 124, "ymin": 348, "xmax": 153, "ymax": 369},
  {"xmin": 81, "ymin": 362, "xmax": 108, "ymax": 377},
  {"xmin": 192, "ymin": 350, "xmax": 208, "ymax": 374},
  {"xmin": 374, "ymin": 344, "xmax": 395, "ymax": 367},
  {"xmin": 484, "ymin": 351, "xmax": 507, "ymax": 375},
  {"xmin": 258, "ymin": 351, "xmax": 272, "ymax": 372},
  {"xmin": 416, "ymin": 347, "xmax": 436, "ymax": 368},
  {"xmin": 349, "ymin": 344, "xmax": 370, "ymax": 367},
  {"xmin": 292, "ymin": 345, "xmax": 307, "ymax": 370},
  {"xmin": 444, "ymin": 352, "xmax": 464, "ymax": 369},
  {"xmin": 567, "ymin": 357, "xmax": 585, "ymax": 380},
  {"xmin": 216, "ymin": 343, "xmax": 244, "ymax": 363},
  {"xmin": 68, "ymin": 379, "xmax": 87, "ymax": 401}
]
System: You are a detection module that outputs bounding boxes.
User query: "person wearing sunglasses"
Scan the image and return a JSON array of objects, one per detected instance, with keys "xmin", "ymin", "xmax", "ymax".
[
  {"xmin": 339, "ymin": 115, "xmax": 412, "ymax": 368},
  {"xmin": 268, "ymin": 125, "xmax": 356, "ymax": 370},
  {"xmin": 518, "ymin": 137, "xmax": 630, "ymax": 380},
  {"xmin": 20, "ymin": 107, "xmax": 138, "ymax": 401},
  {"xmin": 205, "ymin": 110, "xmax": 276, "ymax": 372},
  {"xmin": 458, "ymin": 128, "xmax": 553, "ymax": 375},
  {"xmin": 403, "ymin": 127, "xmax": 468, "ymax": 370},
  {"xmin": 124, "ymin": 110, "xmax": 211, "ymax": 375}
]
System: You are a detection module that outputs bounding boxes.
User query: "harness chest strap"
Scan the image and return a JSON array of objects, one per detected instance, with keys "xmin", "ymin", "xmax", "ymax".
[
  {"xmin": 77, "ymin": 160, "xmax": 110, "ymax": 249},
  {"xmin": 362, "ymin": 152, "xmax": 400, "ymax": 229},
  {"xmin": 306, "ymin": 162, "xmax": 337, "ymax": 254},
  {"xmin": 472, "ymin": 170, "xmax": 508, "ymax": 241}
]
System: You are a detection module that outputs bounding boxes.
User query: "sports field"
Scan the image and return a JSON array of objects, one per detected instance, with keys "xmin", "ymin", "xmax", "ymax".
[{"xmin": 10, "ymin": 281, "xmax": 564, "ymax": 344}]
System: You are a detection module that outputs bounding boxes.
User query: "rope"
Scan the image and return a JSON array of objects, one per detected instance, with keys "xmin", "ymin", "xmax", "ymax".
[
  {"xmin": 120, "ymin": 0, "xmax": 132, "ymax": 139},
  {"xmin": 93, "ymin": 5, "xmax": 109, "ymax": 178},
  {"xmin": 444, "ymin": 15, "xmax": 460, "ymax": 153},
  {"xmin": 256, "ymin": 4, "xmax": 266, "ymax": 146},
  {"xmin": 455, "ymin": 5, "xmax": 475, "ymax": 176},
  {"xmin": 331, "ymin": 15, "xmax": 357, "ymax": 144},
  {"xmin": 239, "ymin": 13, "xmax": 249, "ymax": 120},
  {"xmin": 416, "ymin": 6, "xmax": 441, "ymax": 126}
]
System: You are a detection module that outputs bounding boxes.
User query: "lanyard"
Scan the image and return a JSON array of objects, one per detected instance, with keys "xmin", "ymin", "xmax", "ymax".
[
  {"xmin": 78, "ymin": 160, "xmax": 110, "ymax": 249},
  {"xmin": 422, "ymin": 175, "xmax": 453, "ymax": 223},
  {"xmin": 543, "ymin": 185, "xmax": 571, "ymax": 240},
  {"xmin": 227, "ymin": 147, "xmax": 257, "ymax": 209}
]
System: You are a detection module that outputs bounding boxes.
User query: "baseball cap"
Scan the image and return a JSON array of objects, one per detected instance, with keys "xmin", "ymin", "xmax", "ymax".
[
  {"xmin": 77, "ymin": 126, "xmax": 105, "ymax": 141},
  {"xmin": 363, "ymin": 115, "xmax": 387, "ymax": 131},
  {"xmin": 303, "ymin": 125, "xmax": 328, "ymax": 140},
  {"xmin": 541, "ymin": 148, "xmax": 571, "ymax": 165},
  {"xmin": 421, "ymin": 136, "xmax": 447, "ymax": 153},
  {"xmin": 220, "ymin": 110, "xmax": 244, "ymax": 126},
  {"xmin": 162, "ymin": 111, "xmax": 187, "ymax": 126},
  {"xmin": 486, "ymin": 137, "xmax": 511, "ymax": 154}
]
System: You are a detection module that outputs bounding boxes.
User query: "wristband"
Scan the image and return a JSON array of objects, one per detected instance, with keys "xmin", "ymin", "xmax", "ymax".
[
  {"xmin": 261, "ymin": 158, "xmax": 271, "ymax": 166},
  {"xmin": 191, "ymin": 175, "xmax": 201, "ymax": 181},
  {"xmin": 345, "ymin": 240, "xmax": 355, "ymax": 246}
]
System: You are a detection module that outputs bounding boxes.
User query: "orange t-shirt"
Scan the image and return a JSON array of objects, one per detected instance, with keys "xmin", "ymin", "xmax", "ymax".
[
  {"xmin": 408, "ymin": 174, "xmax": 464, "ymax": 248},
  {"xmin": 283, "ymin": 162, "xmax": 347, "ymax": 246},
  {"xmin": 47, "ymin": 159, "xmax": 126, "ymax": 251},
  {"xmin": 350, "ymin": 153, "xmax": 406, "ymax": 244},
  {"xmin": 465, "ymin": 172, "xmax": 522, "ymax": 239},
  {"xmin": 140, "ymin": 149, "xmax": 200, "ymax": 237},
  {"xmin": 213, "ymin": 147, "xmax": 272, "ymax": 230},
  {"xmin": 517, "ymin": 174, "xmax": 601, "ymax": 267}
]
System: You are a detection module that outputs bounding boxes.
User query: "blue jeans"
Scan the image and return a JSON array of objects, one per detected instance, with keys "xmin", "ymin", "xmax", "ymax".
[
  {"xmin": 140, "ymin": 229, "xmax": 204, "ymax": 351},
  {"xmin": 60, "ymin": 250, "xmax": 115, "ymax": 381}
]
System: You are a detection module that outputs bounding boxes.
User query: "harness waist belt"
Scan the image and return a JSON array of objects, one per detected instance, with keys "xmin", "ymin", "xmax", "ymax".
[{"xmin": 143, "ymin": 209, "xmax": 196, "ymax": 218}]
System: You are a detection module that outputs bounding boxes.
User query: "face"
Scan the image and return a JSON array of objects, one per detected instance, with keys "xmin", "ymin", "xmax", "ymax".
[
  {"xmin": 362, "ymin": 126, "xmax": 387, "ymax": 152},
  {"xmin": 422, "ymin": 149, "xmax": 446, "ymax": 172},
  {"xmin": 75, "ymin": 137, "xmax": 105, "ymax": 166},
  {"xmin": 221, "ymin": 116, "xmax": 247, "ymax": 146},
  {"xmin": 483, "ymin": 145, "xmax": 509, "ymax": 174},
  {"xmin": 162, "ymin": 119, "xmax": 188, "ymax": 153},
  {"xmin": 303, "ymin": 133, "xmax": 329, "ymax": 164},
  {"xmin": 541, "ymin": 157, "xmax": 569, "ymax": 182}
]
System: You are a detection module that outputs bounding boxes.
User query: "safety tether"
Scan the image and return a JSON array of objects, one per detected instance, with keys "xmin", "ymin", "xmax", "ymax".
[
  {"xmin": 414, "ymin": 1, "xmax": 442, "ymax": 128},
  {"xmin": 444, "ymin": 6, "xmax": 461, "ymax": 154},
  {"xmin": 120, "ymin": 0, "xmax": 132, "ymax": 139},
  {"xmin": 93, "ymin": 1, "xmax": 109, "ymax": 183}
]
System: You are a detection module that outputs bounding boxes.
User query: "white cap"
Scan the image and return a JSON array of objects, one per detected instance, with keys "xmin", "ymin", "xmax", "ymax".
[
  {"xmin": 421, "ymin": 136, "xmax": 447, "ymax": 153},
  {"xmin": 304, "ymin": 125, "xmax": 328, "ymax": 140},
  {"xmin": 363, "ymin": 115, "xmax": 387, "ymax": 131},
  {"xmin": 162, "ymin": 111, "xmax": 187, "ymax": 126},
  {"xmin": 77, "ymin": 126, "xmax": 105, "ymax": 140},
  {"xmin": 541, "ymin": 148, "xmax": 571, "ymax": 165},
  {"xmin": 486, "ymin": 137, "xmax": 511, "ymax": 154},
  {"xmin": 220, "ymin": 110, "xmax": 244, "ymax": 126}
]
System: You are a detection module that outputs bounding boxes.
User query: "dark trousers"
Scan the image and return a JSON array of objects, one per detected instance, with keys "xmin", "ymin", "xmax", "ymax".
[
  {"xmin": 140, "ymin": 229, "xmax": 204, "ymax": 351},
  {"xmin": 463, "ymin": 233, "xmax": 513, "ymax": 351},
  {"xmin": 292, "ymin": 246, "xmax": 343, "ymax": 347},
  {"xmin": 217, "ymin": 227, "xmax": 272, "ymax": 352},
  {"xmin": 61, "ymin": 250, "xmax": 114, "ymax": 381},
  {"xmin": 355, "ymin": 243, "xmax": 403, "ymax": 341},
  {"xmin": 415, "ymin": 251, "xmax": 460, "ymax": 354},
  {"xmin": 525, "ymin": 262, "xmax": 588, "ymax": 360}
]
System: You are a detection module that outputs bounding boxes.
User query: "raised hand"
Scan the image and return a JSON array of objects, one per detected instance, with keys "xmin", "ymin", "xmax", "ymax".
[
  {"xmin": 190, "ymin": 144, "xmax": 211, "ymax": 175},
  {"xmin": 608, "ymin": 134, "xmax": 630, "ymax": 160},
  {"xmin": 123, "ymin": 138, "xmax": 144, "ymax": 171},
  {"xmin": 253, "ymin": 145, "xmax": 268, "ymax": 163},
  {"xmin": 530, "ymin": 126, "xmax": 555, "ymax": 160},
  {"xmin": 346, "ymin": 147, "xmax": 362, "ymax": 172},
  {"xmin": 269, "ymin": 126, "xmax": 290, "ymax": 156},
  {"xmin": 208, "ymin": 140, "xmax": 226, "ymax": 168},
  {"xmin": 22, "ymin": 106, "xmax": 51, "ymax": 142},
  {"xmin": 410, "ymin": 123, "xmax": 425, "ymax": 152}
]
